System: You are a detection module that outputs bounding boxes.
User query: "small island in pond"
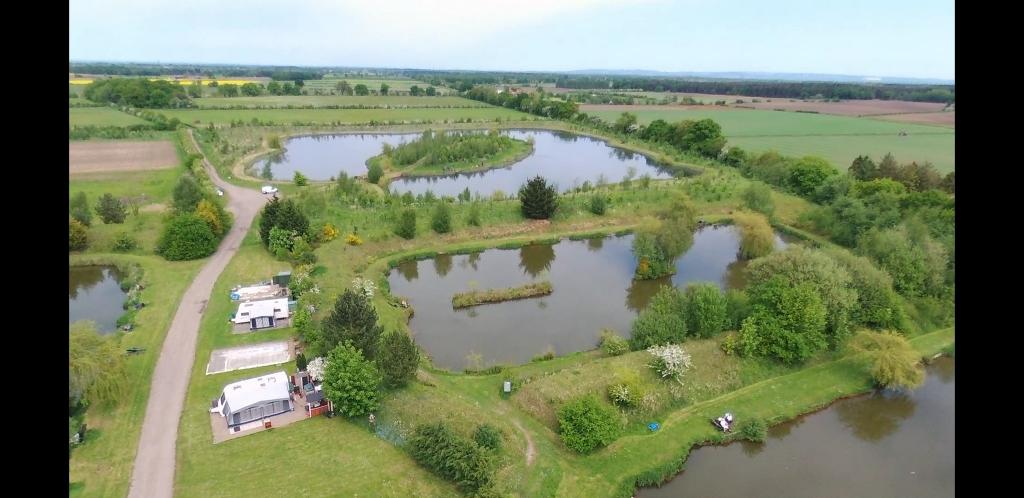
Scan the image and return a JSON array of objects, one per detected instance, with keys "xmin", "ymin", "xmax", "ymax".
[
  {"xmin": 452, "ymin": 281, "xmax": 553, "ymax": 309},
  {"xmin": 369, "ymin": 128, "xmax": 534, "ymax": 180}
]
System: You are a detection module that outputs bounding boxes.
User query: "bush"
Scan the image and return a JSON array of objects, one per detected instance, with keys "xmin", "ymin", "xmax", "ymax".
[
  {"xmin": 70, "ymin": 192, "xmax": 92, "ymax": 226},
  {"xmin": 156, "ymin": 213, "xmax": 218, "ymax": 261},
  {"xmin": 367, "ymin": 162, "xmax": 384, "ymax": 184},
  {"xmin": 606, "ymin": 369, "xmax": 644, "ymax": 408},
  {"xmin": 395, "ymin": 209, "xmax": 417, "ymax": 239},
  {"xmin": 268, "ymin": 134, "xmax": 282, "ymax": 149},
  {"xmin": 599, "ymin": 329, "xmax": 629, "ymax": 356},
  {"xmin": 519, "ymin": 175, "xmax": 558, "ymax": 219},
  {"xmin": 733, "ymin": 211, "xmax": 775, "ymax": 260},
  {"xmin": 467, "ymin": 202, "xmax": 482, "ymax": 226},
  {"xmin": 377, "ymin": 332, "xmax": 419, "ymax": 388},
  {"xmin": 589, "ymin": 194, "xmax": 608, "ymax": 215},
  {"xmin": 194, "ymin": 199, "xmax": 225, "ymax": 236},
  {"xmin": 720, "ymin": 332, "xmax": 740, "ymax": 355},
  {"xmin": 295, "ymin": 352, "xmax": 308, "ymax": 371},
  {"xmin": 346, "ymin": 233, "xmax": 363, "ymax": 245},
  {"xmin": 738, "ymin": 277, "xmax": 828, "ymax": 364},
  {"xmin": 294, "ymin": 171, "xmax": 308, "ymax": 186},
  {"xmin": 321, "ymin": 288, "xmax": 383, "ymax": 360},
  {"xmin": 321, "ymin": 223, "xmax": 340, "ymax": 241},
  {"xmin": 172, "ymin": 176, "xmax": 204, "ymax": 213},
  {"xmin": 473, "ymin": 424, "xmax": 503, "ymax": 451},
  {"xmin": 408, "ymin": 422, "xmax": 494, "ymax": 495},
  {"xmin": 268, "ymin": 226, "xmax": 297, "ymax": 255},
  {"xmin": 258, "ymin": 197, "xmax": 310, "ymax": 248},
  {"xmin": 849, "ymin": 330, "xmax": 925, "ymax": 390},
  {"xmin": 112, "ymin": 232, "xmax": 137, "ymax": 252},
  {"xmin": 630, "ymin": 286, "xmax": 687, "ymax": 350},
  {"xmin": 558, "ymin": 394, "xmax": 620, "ymax": 453},
  {"xmin": 740, "ymin": 418, "xmax": 767, "ymax": 442},
  {"xmin": 741, "ymin": 182, "xmax": 775, "ymax": 218},
  {"xmin": 69, "ymin": 218, "xmax": 88, "ymax": 251},
  {"xmin": 646, "ymin": 344, "xmax": 692, "ymax": 381},
  {"xmin": 321, "ymin": 342, "xmax": 381, "ymax": 417},
  {"xmin": 431, "ymin": 202, "xmax": 452, "ymax": 234},
  {"xmin": 681, "ymin": 282, "xmax": 728, "ymax": 338},
  {"xmin": 95, "ymin": 193, "xmax": 127, "ymax": 224},
  {"xmin": 724, "ymin": 290, "xmax": 751, "ymax": 330}
]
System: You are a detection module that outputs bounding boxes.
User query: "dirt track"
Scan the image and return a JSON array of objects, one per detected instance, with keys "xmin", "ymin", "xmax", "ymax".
[
  {"xmin": 69, "ymin": 140, "xmax": 178, "ymax": 174},
  {"xmin": 126, "ymin": 130, "xmax": 268, "ymax": 498}
]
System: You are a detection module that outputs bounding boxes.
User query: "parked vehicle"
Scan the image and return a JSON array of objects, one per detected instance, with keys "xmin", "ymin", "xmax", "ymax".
[
  {"xmin": 261, "ymin": 185, "xmax": 278, "ymax": 194},
  {"xmin": 216, "ymin": 187, "xmax": 224, "ymax": 196}
]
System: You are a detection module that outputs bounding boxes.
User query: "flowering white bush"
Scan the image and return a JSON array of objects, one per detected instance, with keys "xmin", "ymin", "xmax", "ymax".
[
  {"xmin": 646, "ymin": 344, "xmax": 692, "ymax": 383},
  {"xmin": 351, "ymin": 277, "xmax": 376, "ymax": 299},
  {"xmin": 306, "ymin": 357, "xmax": 327, "ymax": 381}
]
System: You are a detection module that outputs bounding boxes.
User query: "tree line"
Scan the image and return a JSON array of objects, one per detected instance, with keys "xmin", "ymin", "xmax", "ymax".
[{"xmin": 83, "ymin": 78, "xmax": 192, "ymax": 108}]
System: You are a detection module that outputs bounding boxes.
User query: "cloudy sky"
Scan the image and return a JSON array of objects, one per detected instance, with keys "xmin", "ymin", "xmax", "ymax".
[{"xmin": 69, "ymin": 0, "xmax": 954, "ymax": 80}]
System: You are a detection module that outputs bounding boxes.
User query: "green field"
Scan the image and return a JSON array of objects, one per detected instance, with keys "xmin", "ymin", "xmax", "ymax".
[
  {"xmin": 161, "ymin": 107, "xmax": 538, "ymax": 125},
  {"xmin": 69, "ymin": 107, "xmax": 151, "ymax": 127},
  {"xmin": 194, "ymin": 95, "xmax": 486, "ymax": 108},
  {"xmin": 585, "ymin": 108, "xmax": 955, "ymax": 172},
  {"xmin": 308, "ymin": 77, "xmax": 443, "ymax": 93}
]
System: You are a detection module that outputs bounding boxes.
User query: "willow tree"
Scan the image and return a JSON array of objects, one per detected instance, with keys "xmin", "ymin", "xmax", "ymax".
[
  {"xmin": 69, "ymin": 322, "xmax": 128, "ymax": 407},
  {"xmin": 733, "ymin": 211, "xmax": 775, "ymax": 260},
  {"xmin": 849, "ymin": 330, "xmax": 924, "ymax": 390},
  {"xmin": 632, "ymin": 192, "xmax": 696, "ymax": 280}
]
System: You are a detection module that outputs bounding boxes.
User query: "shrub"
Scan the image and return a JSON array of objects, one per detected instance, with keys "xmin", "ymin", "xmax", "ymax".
[
  {"xmin": 172, "ymin": 176, "xmax": 204, "ymax": 213},
  {"xmin": 268, "ymin": 226, "xmax": 297, "ymax": 255},
  {"xmin": 681, "ymin": 282, "xmax": 728, "ymax": 338},
  {"xmin": 377, "ymin": 332, "xmax": 419, "ymax": 388},
  {"xmin": 395, "ymin": 209, "xmax": 417, "ymax": 239},
  {"xmin": 519, "ymin": 175, "xmax": 558, "ymax": 219},
  {"xmin": 849, "ymin": 330, "xmax": 925, "ymax": 390},
  {"xmin": 606, "ymin": 369, "xmax": 644, "ymax": 408},
  {"xmin": 589, "ymin": 194, "xmax": 608, "ymax": 215},
  {"xmin": 95, "ymin": 193, "xmax": 127, "ymax": 224},
  {"xmin": 294, "ymin": 171, "xmax": 308, "ymax": 186},
  {"xmin": 112, "ymin": 232, "xmax": 137, "ymax": 252},
  {"xmin": 367, "ymin": 162, "xmax": 384, "ymax": 184},
  {"xmin": 295, "ymin": 352, "xmax": 308, "ymax": 371},
  {"xmin": 431, "ymin": 202, "xmax": 452, "ymax": 234},
  {"xmin": 599, "ymin": 329, "xmax": 629, "ymax": 356},
  {"xmin": 346, "ymin": 233, "xmax": 363, "ymax": 245},
  {"xmin": 408, "ymin": 422, "xmax": 494, "ymax": 495},
  {"xmin": 321, "ymin": 223, "xmax": 340, "ymax": 241},
  {"xmin": 156, "ymin": 213, "xmax": 218, "ymax": 261},
  {"xmin": 321, "ymin": 288, "xmax": 383, "ymax": 360},
  {"xmin": 467, "ymin": 202, "xmax": 482, "ymax": 226},
  {"xmin": 473, "ymin": 424, "xmax": 503, "ymax": 451},
  {"xmin": 69, "ymin": 218, "xmax": 88, "ymax": 251},
  {"xmin": 741, "ymin": 182, "xmax": 775, "ymax": 218},
  {"xmin": 720, "ymin": 332, "xmax": 740, "ymax": 355},
  {"xmin": 268, "ymin": 134, "xmax": 282, "ymax": 149},
  {"xmin": 194, "ymin": 199, "xmax": 224, "ymax": 236},
  {"xmin": 70, "ymin": 192, "xmax": 92, "ymax": 226},
  {"xmin": 724, "ymin": 289, "xmax": 751, "ymax": 330},
  {"xmin": 558, "ymin": 395, "xmax": 620, "ymax": 453},
  {"xmin": 321, "ymin": 342, "xmax": 381, "ymax": 417},
  {"xmin": 733, "ymin": 211, "xmax": 775, "ymax": 260},
  {"xmin": 630, "ymin": 286, "xmax": 687, "ymax": 350},
  {"xmin": 646, "ymin": 344, "xmax": 692, "ymax": 381},
  {"xmin": 740, "ymin": 418, "xmax": 767, "ymax": 442},
  {"xmin": 738, "ymin": 277, "xmax": 828, "ymax": 364}
]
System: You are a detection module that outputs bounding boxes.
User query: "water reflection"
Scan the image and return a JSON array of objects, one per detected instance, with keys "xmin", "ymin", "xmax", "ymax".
[
  {"xmin": 519, "ymin": 243, "xmax": 556, "ymax": 278},
  {"xmin": 434, "ymin": 254, "xmax": 453, "ymax": 277},
  {"xmin": 69, "ymin": 266, "xmax": 126, "ymax": 333},
  {"xmin": 396, "ymin": 260, "xmax": 419, "ymax": 282},
  {"xmin": 834, "ymin": 390, "xmax": 917, "ymax": 442},
  {"xmin": 586, "ymin": 237, "xmax": 604, "ymax": 252}
]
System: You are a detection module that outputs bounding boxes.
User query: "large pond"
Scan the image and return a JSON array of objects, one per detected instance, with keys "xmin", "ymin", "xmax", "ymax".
[
  {"xmin": 256, "ymin": 133, "xmax": 419, "ymax": 180},
  {"xmin": 256, "ymin": 129, "xmax": 676, "ymax": 196},
  {"xmin": 69, "ymin": 265, "xmax": 126, "ymax": 334},
  {"xmin": 638, "ymin": 356, "xmax": 955, "ymax": 498},
  {"xmin": 388, "ymin": 225, "xmax": 789, "ymax": 370}
]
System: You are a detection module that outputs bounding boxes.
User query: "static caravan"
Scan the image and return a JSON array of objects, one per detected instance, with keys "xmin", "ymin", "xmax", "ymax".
[{"xmin": 210, "ymin": 371, "xmax": 293, "ymax": 428}]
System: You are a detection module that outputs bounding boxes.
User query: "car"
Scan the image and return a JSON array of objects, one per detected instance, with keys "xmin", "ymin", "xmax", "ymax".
[
  {"xmin": 261, "ymin": 185, "xmax": 278, "ymax": 194},
  {"xmin": 215, "ymin": 187, "xmax": 224, "ymax": 196}
]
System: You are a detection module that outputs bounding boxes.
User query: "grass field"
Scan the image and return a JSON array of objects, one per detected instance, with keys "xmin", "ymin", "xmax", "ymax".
[
  {"xmin": 582, "ymin": 106, "xmax": 955, "ymax": 172},
  {"xmin": 69, "ymin": 107, "xmax": 151, "ymax": 127},
  {"xmin": 161, "ymin": 107, "xmax": 536, "ymax": 126},
  {"xmin": 307, "ymin": 78, "xmax": 442, "ymax": 93},
  {"xmin": 193, "ymin": 95, "xmax": 486, "ymax": 108}
]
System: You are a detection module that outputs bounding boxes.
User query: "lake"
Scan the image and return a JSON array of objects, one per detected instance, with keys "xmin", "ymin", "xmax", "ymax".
[{"xmin": 69, "ymin": 265, "xmax": 126, "ymax": 333}]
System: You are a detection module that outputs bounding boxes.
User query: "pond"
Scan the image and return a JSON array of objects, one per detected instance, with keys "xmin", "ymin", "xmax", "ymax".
[
  {"xmin": 256, "ymin": 133, "xmax": 419, "ymax": 180},
  {"xmin": 638, "ymin": 356, "xmax": 955, "ymax": 498},
  {"xmin": 255, "ymin": 130, "xmax": 676, "ymax": 196},
  {"xmin": 69, "ymin": 265, "xmax": 126, "ymax": 334},
  {"xmin": 387, "ymin": 225, "xmax": 790, "ymax": 370}
]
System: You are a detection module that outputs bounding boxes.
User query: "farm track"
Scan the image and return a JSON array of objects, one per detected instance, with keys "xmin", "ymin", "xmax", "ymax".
[{"xmin": 126, "ymin": 129, "xmax": 268, "ymax": 498}]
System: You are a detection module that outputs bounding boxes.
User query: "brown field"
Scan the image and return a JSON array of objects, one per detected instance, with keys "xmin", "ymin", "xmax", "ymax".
[
  {"xmin": 737, "ymin": 98, "xmax": 948, "ymax": 116},
  {"xmin": 871, "ymin": 111, "xmax": 955, "ymax": 128},
  {"xmin": 579, "ymin": 103, "xmax": 739, "ymax": 113},
  {"xmin": 69, "ymin": 140, "xmax": 179, "ymax": 174}
]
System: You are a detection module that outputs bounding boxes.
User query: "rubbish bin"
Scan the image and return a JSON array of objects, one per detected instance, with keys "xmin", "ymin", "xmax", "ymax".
[{"xmin": 264, "ymin": 420, "xmax": 272, "ymax": 429}]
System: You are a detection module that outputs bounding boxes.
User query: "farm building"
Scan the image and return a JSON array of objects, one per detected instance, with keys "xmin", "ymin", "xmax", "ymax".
[
  {"xmin": 233, "ymin": 297, "xmax": 290, "ymax": 330},
  {"xmin": 210, "ymin": 371, "xmax": 293, "ymax": 428}
]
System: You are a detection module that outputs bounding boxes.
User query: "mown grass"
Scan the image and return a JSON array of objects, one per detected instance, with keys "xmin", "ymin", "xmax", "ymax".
[
  {"xmin": 68, "ymin": 254, "xmax": 204, "ymax": 498},
  {"xmin": 69, "ymin": 107, "xmax": 151, "ymax": 127},
  {"xmin": 161, "ymin": 107, "xmax": 534, "ymax": 126},
  {"xmin": 452, "ymin": 280, "xmax": 553, "ymax": 308},
  {"xmin": 585, "ymin": 107, "xmax": 955, "ymax": 173},
  {"xmin": 194, "ymin": 95, "xmax": 486, "ymax": 108},
  {"xmin": 306, "ymin": 78, "xmax": 439, "ymax": 92}
]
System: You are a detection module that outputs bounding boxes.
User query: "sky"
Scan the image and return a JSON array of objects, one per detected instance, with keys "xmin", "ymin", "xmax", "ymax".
[{"xmin": 69, "ymin": 0, "xmax": 954, "ymax": 80}]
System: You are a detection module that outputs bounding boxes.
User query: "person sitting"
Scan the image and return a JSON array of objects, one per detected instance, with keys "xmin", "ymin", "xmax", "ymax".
[{"xmin": 725, "ymin": 413, "xmax": 734, "ymax": 423}]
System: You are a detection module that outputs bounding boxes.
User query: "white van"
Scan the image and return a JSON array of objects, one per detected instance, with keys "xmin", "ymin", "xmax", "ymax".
[{"xmin": 261, "ymin": 185, "xmax": 279, "ymax": 194}]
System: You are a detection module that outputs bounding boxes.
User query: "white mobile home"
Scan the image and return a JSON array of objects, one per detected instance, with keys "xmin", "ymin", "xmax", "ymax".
[
  {"xmin": 210, "ymin": 371, "xmax": 293, "ymax": 428},
  {"xmin": 233, "ymin": 298, "xmax": 290, "ymax": 330}
]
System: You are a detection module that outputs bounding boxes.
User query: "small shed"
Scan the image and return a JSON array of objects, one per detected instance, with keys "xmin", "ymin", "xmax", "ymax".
[{"xmin": 273, "ymin": 271, "xmax": 292, "ymax": 287}]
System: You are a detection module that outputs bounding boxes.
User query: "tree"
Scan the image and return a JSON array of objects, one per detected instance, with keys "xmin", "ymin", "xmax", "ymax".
[
  {"xmin": 788, "ymin": 156, "xmax": 837, "ymax": 197},
  {"xmin": 294, "ymin": 171, "xmax": 308, "ymax": 186},
  {"xmin": 721, "ymin": 146, "xmax": 747, "ymax": 167},
  {"xmin": 112, "ymin": 231, "xmax": 137, "ymax": 252},
  {"xmin": 518, "ymin": 176, "xmax": 558, "ymax": 219},
  {"xmin": 557, "ymin": 394, "xmax": 620, "ymax": 453},
  {"xmin": 194, "ymin": 199, "xmax": 224, "ymax": 236},
  {"xmin": 69, "ymin": 218, "xmax": 88, "ymax": 251},
  {"xmin": 321, "ymin": 342, "xmax": 381, "ymax": 417},
  {"xmin": 409, "ymin": 85, "xmax": 422, "ymax": 96},
  {"xmin": 354, "ymin": 84, "xmax": 369, "ymax": 96},
  {"xmin": 857, "ymin": 225, "xmax": 947, "ymax": 297},
  {"xmin": 467, "ymin": 202, "xmax": 482, "ymax": 227},
  {"xmin": 240, "ymin": 83, "xmax": 263, "ymax": 96},
  {"xmin": 69, "ymin": 322, "xmax": 128, "ymax": 407},
  {"xmin": 738, "ymin": 277, "xmax": 828, "ymax": 364},
  {"xmin": 630, "ymin": 286, "xmax": 687, "ymax": 349},
  {"xmin": 379, "ymin": 83, "xmax": 389, "ymax": 95},
  {"xmin": 377, "ymin": 332, "xmax": 419, "ymax": 388},
  {"xmin": 321, "ymin": 288, "xmax": 383, "ymax": 359},
  {"xmin": 408, "ymin": 422, "xmax": 495, "ymax": 495},
  {"xmin": 473, "ymin": 424, "xmax": 502, "ymax": 451},
  {"xmin": 173, "ymin": 176, "xmax": 205, "ymax": 213},
  {"xmin": 741, "ymin": 181, "xmax": 770, "ymax": 216},
  {"xmin": 336, "ymin": 80, "xmax": 353, "ymax": 95},
  {"xmin": 733, "ymin": 211, "xmax": 775, "ymax": 259},
  {"xmin": 681, "ymin": 282, "xmax": 728, "ymax": 338},
  {"xmin": 849, "ymin": 331, "xmax": 924, "ymax": 390},
  {"xmin": 70, "ymin": 192, "xmax": 92, "ymax": 226},
  {"xmin": 267, "ymin": 81, "xmax": 282, "ymax": 95},
  {"xmin": 95, "ymin": 193, "xmax": 127, "ymax": 224},
  {"xmin": 613, "ymin": 112, "xmax": 638, "ymax": 134},
  {"xmin": 824, "ymin": 249, "xmax": 907, "ymax": 331},
  {"xmin": 217, "ymin": 84, "xmax": 239, "ymax": 97},
  {"xmin": 877, "ymin": 153, "xmax": 900, "ymax": 179},
  {"xmin": 306, "ymin": 356, "xmax": 326, "ymax": 381},
  {"xmin": 941, "ymin": 171, "xmax": 954, "ymax": 194},
  {"xmin": 425, "ymin": 86, "xmax": 437, "ymax": 96},
  {"xmin": 632, "ymin": 193, "xmax": 697, "ymax": 279},
  {"xmin": 431, "ymin": 202, "xmax": 452, "ymax": 234},
  {"xmin": 395, "ymin": 208, "xmax": 417, "ymax": 239},
  {"xmin": 849, "ymin": 155, "xmax": 878, "ymax": 181},
  {"xmin": 746, "ymin": 246, "xmax": 857, "ymax": 348},
  {"xmin": 588, "ymin": 193, "xmax": 608, "ymax": 215},
  {"xmin": 367, "ymin": 162, "xmax": 384, "ymax": 184},
  {"xmin": 259, "ymin": 198, "xmax": 309, "ymax": 248},
  {"xmin": 157, "ymin": 213, "xmax": 218, "ymax": 260}
]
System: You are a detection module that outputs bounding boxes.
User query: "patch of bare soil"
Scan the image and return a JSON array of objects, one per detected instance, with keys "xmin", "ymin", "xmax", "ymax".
[{"xmin": 69, "ymin": 140, "xmax": 178, "ymax": 174}]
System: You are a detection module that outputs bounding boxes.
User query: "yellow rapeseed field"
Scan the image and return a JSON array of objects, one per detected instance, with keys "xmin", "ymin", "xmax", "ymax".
[{"xmin": 69, "ymin": 78, "xmax": 260, "ymax": 86}]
